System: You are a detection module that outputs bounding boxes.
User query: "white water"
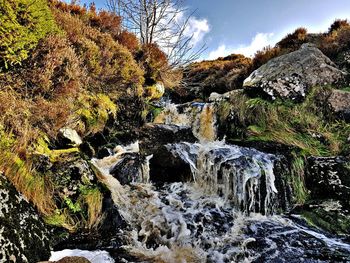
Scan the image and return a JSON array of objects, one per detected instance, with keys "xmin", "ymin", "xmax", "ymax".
[
  {"xmin": 167, "ymin": 141, "xmax": 278, "ymax": 214},
  {"xmin": 50, "ymin": 249, "xmax": 114, "ymax": 263},
  {"xmin": 50, "ymin": 140, "xmax": 350, "ymax": 262}
]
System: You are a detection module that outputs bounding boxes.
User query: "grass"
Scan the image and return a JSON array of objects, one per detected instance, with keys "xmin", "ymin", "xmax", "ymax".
[
  {"xmin": 290, "ymin": 154, "xmax": 308, "ymax": 204},
  {"xmin": 221, "ymin": 87, "xmax": 348, "ymax": 156}
]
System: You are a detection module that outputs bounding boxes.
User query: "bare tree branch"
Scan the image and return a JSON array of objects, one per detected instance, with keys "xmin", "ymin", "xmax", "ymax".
[{"xmin": 106, "ymin": 0, "xmax": 206, "ymax": 67}]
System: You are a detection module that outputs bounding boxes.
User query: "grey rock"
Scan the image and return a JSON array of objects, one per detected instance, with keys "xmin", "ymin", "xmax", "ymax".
[
  {"xmin": 327, "ymin": 89, "xmax": 350, "ymax": 122},
  {"xmin": 243, "ymin": 43, "xmax": 347, "ymax": 100},
  {"xmin": 0, "ymin": 174, "xmax": 51, "ymax": 263},
  {"xmin": 306, "ymin": 156, "xmax": 350, "ymax": 208}
]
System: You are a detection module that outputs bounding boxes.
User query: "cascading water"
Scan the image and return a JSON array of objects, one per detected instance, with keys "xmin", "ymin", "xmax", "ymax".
[
  {"xmin": 166, "ymin": 141, "xmax": 278, "ymax": 215},
  {"xmin": 86, "ymin": 141, "xmax": 350, "ymax": 263},
  {"xmin": 154, "ymin": 102, "xmax": 218, "ymax": 142},
  {"xmin": 52, "ymin": 101, "xmax": 350, "ymax": 262}
]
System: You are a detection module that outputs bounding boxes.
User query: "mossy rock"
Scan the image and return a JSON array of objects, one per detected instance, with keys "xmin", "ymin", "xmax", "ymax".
[{"xmin": 301, "ymin": 200, "xmax": 350, "ymax": 235}]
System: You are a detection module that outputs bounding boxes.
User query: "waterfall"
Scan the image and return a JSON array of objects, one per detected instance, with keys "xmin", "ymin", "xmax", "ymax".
[
  {"xmin": 87, "ymin": 140, "xmax": 350, "ymax": 263},
  {"xmin": 154, "ymin": 102, "xmax": 218, "ymax": 142},
  {"xmin": 166, "ymin": 141, "xmax": 278, "ymax": 215}
]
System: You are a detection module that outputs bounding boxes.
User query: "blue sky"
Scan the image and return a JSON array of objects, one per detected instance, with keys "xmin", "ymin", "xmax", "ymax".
[{"xmin": 73, "ymin": 0, "xmax": 350, "ymax": 59}]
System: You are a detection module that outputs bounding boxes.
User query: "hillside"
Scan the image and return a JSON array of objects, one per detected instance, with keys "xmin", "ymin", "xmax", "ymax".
[{"xmin": 1, "ymin": 1, "xmax": 350, "ymax": 262}]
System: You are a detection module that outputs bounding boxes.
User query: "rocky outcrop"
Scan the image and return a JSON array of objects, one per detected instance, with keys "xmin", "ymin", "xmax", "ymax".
[
  {"xmin": 243, "ymin": 43, "xmax": 346, "ymax": 101},
  {"xmin": 305, "ymin": 156, "xmax": 350, "ymax": 208},
  {"xmin": 327, "ymin": 89, "xmax": 350, "ymax": 122},
  {"xmin": 0, "ymin": 174, "xmax": 51, "ymax": 262}
]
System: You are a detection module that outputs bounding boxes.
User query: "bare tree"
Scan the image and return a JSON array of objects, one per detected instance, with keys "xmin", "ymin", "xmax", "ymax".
[{"xmin": 106, "ymin": 0, "xmax": 205, "ymax": 67}]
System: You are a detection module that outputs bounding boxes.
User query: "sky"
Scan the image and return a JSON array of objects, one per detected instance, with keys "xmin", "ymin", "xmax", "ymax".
[{"xmin": 71, "ymin": 0, "xmax": 350, "ymax": 60}]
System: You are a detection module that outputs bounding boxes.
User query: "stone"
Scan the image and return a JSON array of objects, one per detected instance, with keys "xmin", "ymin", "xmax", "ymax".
[
  {"xmin": 305, "ymin": 156, "xmax": 350, "ymax": 208},
  {"xmin": 327, "ymin": 89, "xmax": 350, "ymax": 122},
  {"xmin": 49, "ymin": 153, "xmax": 96, "ymax": 199},
  {"xmin": 149, "ymin": 145, "xmax": 193, "ymax": 183},
  {"xmin": 56, "ymin": 257, "xmax": 91, "ymax": 263},
  {"xmin": 0, "ymin": 174, "xmax": 51, "ymax": 262},
  {"xmin": 137, "ymin": 123, "xmax": 196, "ymax": 156},
  {"xmin": 243, "ymin": 43, "xmax": 347, "ymax": 101},
  {"xmin": 58, "ymin": 128, "xmax": 83, "ymax": 147},
  {"xmin": 109, "ymin": 153, "xmax": 146, "ymax": 185}
]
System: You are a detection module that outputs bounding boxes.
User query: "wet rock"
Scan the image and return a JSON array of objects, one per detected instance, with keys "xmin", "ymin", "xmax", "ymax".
[
  {"xmin": 0, "ymin": 174, "xmax": 51, "ymax": 262},
  {"xmin": 137, "ymin": 123, "xmax": 196, "ymax": 156},
  {"xmin": 49, "ymin": 152, "xmax": 96, "ymax": 199},
  {"xmin": 305, "ymin": 156, "xmax": 350, "ymax": 208},
  {"xmin": 96, "ymin": 146, "xmax": 113, "ymax": 159},
  {"xmin": 298, "ymin": 200, "xmax": 350, "ymax": 235},
  {"xmin": 149, "ymin": 145, "xmax": 193, "ymax": 183},
  {"xmin": 78, "ymin": 142, "xmax": 95, "ymax": 159},
  {"xmin": 327, "ymin": 89, "xmax": 350, "ymax": 122},
  {"xmin": 53, "ymin": 196, "xmax": 127, "ymax": 252},
  {"xmin": 243, "ymin": 43, "xmax": 347, "ymax": 101},
  {"xmin": 110, "ymin": 153, "xmax": 146, "ymax": 185},
  {"xmin": 242, "ymin": 218, "xmax": 350, "ymax": 262}
]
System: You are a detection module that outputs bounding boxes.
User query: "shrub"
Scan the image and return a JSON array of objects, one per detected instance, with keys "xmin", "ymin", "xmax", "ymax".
[
  {"xmin": 54, "ymin": 10, "xmax": 144, "ymax": 95},
  {"xmin": 184, "ymin": 54, "xmax": 252, "ymax": 97},
  {"xmin": 320, "ymin": 25, "xmax": 350, "ymax": 59},
  {"xmin": 328, "ymin": 19, "xmax": 350, "ymax": 34},
  {"xmin": 25, "ymin": 34, "xmax": 85, "ymax": 99},
  {"xmin": 276, "ymin": 27, "xmax": 308, "ymax": 51},
  {"xmin": 0, "ymin": 0, "xmax": 58, "ymax": 69},
  {"xmin": 251, "ymin": 46, "xmax": 282, "ymax": 70},
  {"xmin": 137, "ymin": 43, "xmax": 169, "ymax": 85},
  {"xmin": 89, "ymin": 10, "xmax": 122, "ymax": 39},
  {"xmin": 116, "ymin": 30, "xmax": 140, "ymax": 53}
]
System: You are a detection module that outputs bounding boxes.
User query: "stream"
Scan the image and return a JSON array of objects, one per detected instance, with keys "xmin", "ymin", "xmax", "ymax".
[{"xmin": 51, "ymin": 102, "xmax": 350, "ymax": 262}]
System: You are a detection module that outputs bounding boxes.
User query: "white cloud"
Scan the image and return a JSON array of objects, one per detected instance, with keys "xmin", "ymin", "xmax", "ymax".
[
  {"xmin": 184, "ymin": 17, "xmax": 210, "ymax": 46},
  {"xmin": 208, "ymin": 32, "xmax": 277, "ymax": 60}
]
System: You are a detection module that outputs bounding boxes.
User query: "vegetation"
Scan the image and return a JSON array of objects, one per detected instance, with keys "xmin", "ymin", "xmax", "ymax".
[
  {"xmin": 0, "ymin": 0, "xmax": 177, "ymax": 231},
  {"xmin": 184, "ymin": 54, "xmax": 252, "ymax": 98},
  {"xmin": 221, "ymin": 87, "xmax": 349, "ymax": 156},
  {"xmin": 0, "ymin": 0, "xmax": 59, "ymax": 69}
]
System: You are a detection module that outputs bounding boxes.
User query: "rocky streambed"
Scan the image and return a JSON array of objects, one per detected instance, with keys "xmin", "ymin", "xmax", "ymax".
[{"xmin": 1, "ymin": 42, "xmax": 350, "ymax": 263}]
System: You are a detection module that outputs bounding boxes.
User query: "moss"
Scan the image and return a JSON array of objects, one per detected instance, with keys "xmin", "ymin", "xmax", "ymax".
[
  {"xmin": 145, "ymin": 84, "xmax": 164, "ymax": 101},
  {"xmin": 0, "ymin": 0, "xmax": 59, "ymax": 69},
  {"xmin": 302, "ymin": 209, "xmax": 350, "ymax": 235},
  {"xmin": 76, "ymin": 93, "xmax": 118, "ymax": 135}
]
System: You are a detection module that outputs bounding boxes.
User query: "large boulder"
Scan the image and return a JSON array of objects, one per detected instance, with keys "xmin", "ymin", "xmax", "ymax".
[
  {"xmin": 0, "ymin": 174, "xmax": 51, "ymax": 262},
  {"xmin": 243, "ymin": 43, "xmax": 347, "ymax": 101},
  {"xmin": 327, "ymin": 89, "xmax": 350, "ymax": 122}
]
